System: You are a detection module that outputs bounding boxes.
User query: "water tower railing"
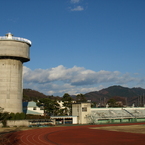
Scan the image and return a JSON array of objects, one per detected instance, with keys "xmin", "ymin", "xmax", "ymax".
[{"xmin": 0, "ymin": 36, "xmax": 31, "ymax": 45}]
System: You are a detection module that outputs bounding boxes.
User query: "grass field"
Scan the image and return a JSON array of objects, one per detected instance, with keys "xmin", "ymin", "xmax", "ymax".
[{"xmin": 91, "ymin": 124, "xmax": 145, "ymax": 134}]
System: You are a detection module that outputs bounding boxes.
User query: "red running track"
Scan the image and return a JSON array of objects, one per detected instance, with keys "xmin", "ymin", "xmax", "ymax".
[{"xmin": 2, "ymin": 122, "xmax": 145, "ymax": 145}]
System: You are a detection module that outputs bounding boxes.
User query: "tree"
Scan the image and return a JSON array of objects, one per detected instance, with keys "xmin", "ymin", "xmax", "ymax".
[
  {"xmin": 76, "ymin": 94, "xmax": 87, "ymax": 103},
  {"xmin": 107, "ymin": 98, "xmax": 123, "ymax": 107},
  {"xmin": 0, "ymin": 107, "xmax": 10, "ymax": 127},
  {"xmin": 107, "ymin": 98, "xmax": 116, "ymax": 107},
  {"xmin": 62, "ymin": 93, "xmax": 73, "ymax": 115},
  {"xmin": 37, "ymin": 98, "xmax": 60, "ymax": 116},
  {"xmin": 57, "ymin": 108, "xmax": 68, "ymax": 116},
  {"xmin": 9, "ymin": 113, "xmax": 15, "ymax": 120}
]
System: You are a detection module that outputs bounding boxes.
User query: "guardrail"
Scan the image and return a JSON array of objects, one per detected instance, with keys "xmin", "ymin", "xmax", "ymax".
[{"xmin": 0, "ymin": 36, "xmax": 32, "ymax": 45}]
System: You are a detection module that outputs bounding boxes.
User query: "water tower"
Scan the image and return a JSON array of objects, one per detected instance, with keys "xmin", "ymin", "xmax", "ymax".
[{"xmin": 0, "ymin": 33, "xmax": 31, "ymax": 113}]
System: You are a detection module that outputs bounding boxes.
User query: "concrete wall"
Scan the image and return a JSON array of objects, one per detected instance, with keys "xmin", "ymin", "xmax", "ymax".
[
  {"xmin": 1, "ymin": 119, "xmax": 54, "ymax": 127},
  {"xmin": 72, "ymin": 116, "xmax": 78, "ymax": 124},
  {"xmin": 6, "ymin": 120, "xmax": 30, "ymax": 127},
  {"xmin": 80, "ymin": 103, "xmax": 91, "ymax": 124},
  {"xmin": 0, "ymin": 37, "xmax": 31, "ymax": 113},
  {"xmin": 0, "ymin": 59, "xmax": 23, "ymax": 113},
  {"xmin": 0, "ymin": 40, "xmax": 30, "ymax": 62},
  {"xmin": 72, "ymin": 103, "xmax": 91, "ymax": 124}
]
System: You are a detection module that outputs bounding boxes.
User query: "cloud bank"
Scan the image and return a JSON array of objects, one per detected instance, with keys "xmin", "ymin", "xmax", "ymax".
[{"xmin": 23, "ymin": 65, "xmax": 145, "ymax": 96}]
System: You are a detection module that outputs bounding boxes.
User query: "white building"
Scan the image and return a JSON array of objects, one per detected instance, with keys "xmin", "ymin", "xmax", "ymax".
[
  {"xmin": 51, "ymin": 116, "xmax": 77, "ymax": 124},
  {"xmin": 23, "ymin": 101, "xmax": 44, "ymax": 115},
  {"xmin": 72, "ymin": 103, "xmax": 91, "ymax": 124}
]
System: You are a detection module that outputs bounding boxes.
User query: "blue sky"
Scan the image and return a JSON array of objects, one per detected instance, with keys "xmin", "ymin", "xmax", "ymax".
[{"xmin": 1, "ymin": 0, "xmax": 145, "ymax": 96}]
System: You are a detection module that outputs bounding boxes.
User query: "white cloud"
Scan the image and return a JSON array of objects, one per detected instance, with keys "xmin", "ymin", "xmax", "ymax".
[
  {"xmin": 23, "ymin": 65, "xmax": 144, "ymax": 96},
  {"xmin": 69, "ymin": 0, "xmax": 84, "ymax": 12},
  {"xmin": 70, "ymin": 0, "xmax": 81, "ymax": 4},
  {"xmin": 70, "ymin": 6, "xmax": 84, "ymax": 11}
]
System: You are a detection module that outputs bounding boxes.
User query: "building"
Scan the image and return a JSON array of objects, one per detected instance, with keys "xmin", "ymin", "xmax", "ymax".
[
  {"xmin": 51, "ymin": 116, "xmax": 77, "ymax": 124},
  {"xmin": 72, "ymin": 103, "xmax": 91, "ymax": 124},
  {"xmin": 23, "ymin": 101, "xmax": 44, "ymax": 115},
  {"xmin": 0, "ymin": 33, "xmax": 31, "ymax": 113},
  {"xmin": 23, "ymin": 101, "xmax": 145, "ymax": 125},
  {"xmin": 72, "ymin": 103, "xmax": 145, "ymax": 124}
]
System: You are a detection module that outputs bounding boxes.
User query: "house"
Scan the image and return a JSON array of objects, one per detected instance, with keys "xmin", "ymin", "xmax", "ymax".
[{"xmin": 23, "ymin": 101, "xmax": 44, "ymax": 115}]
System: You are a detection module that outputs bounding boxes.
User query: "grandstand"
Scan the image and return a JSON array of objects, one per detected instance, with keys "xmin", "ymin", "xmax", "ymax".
[
  {"xmin": 88, "ymin": 107, "xmax": 145, "ymax": 124},
  {"xmin": 91, "ymin": 108, "xmax": 133, "ymax": 119},
  {"xmin": 72, "ymin": 103, "xmax": 145, "ymax": 124},
  {"xmin": 124, "ymin": 108, "xmax": 145, "ymax": 118}
]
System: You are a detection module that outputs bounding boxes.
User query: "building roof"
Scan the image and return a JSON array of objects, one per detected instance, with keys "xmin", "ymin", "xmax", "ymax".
[
  {"xmin": 23, "ymin": 101, "xmax": 37, "ymax": 107},
  {"xmin": 51, "ymin": 116, "xmax": 77, "ymax": 119}
]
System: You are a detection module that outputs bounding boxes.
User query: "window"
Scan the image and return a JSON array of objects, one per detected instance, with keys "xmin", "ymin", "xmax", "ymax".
[
  {"xmin": 33, "ymin": 107, "xmax": 37, "ymax": 110},
  {"xmin": 82, "ymin": 107, "xmax": 87, "ymax": 112}
]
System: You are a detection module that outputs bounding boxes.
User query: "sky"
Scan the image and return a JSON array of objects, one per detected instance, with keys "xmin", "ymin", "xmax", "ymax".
[{"xmin": 1, "ymin": 0, "xmax": 145, "ymax": 96}]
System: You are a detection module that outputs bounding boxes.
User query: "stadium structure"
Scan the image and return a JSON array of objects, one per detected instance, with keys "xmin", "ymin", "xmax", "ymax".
[
  {"xmin": 72, "ymin": 103, "xmax": 145, "ymax": 124},
  {"xmin": 47, "ymin": 103, "xmax": 145, "ymax": 125}
]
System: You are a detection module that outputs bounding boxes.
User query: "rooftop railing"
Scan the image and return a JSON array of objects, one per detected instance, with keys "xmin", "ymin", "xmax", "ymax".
[{"xmin": 0, "ymin": 36, "xmax": 32, "ymax": 45}]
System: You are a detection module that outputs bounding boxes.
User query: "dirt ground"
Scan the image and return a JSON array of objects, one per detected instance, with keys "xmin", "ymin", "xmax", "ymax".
[
  {"xmin": 91, "ymin": 124, "xmax": 145, "ymax": 134},
  {"xmin": 0, "ymin": 126, "xmax": 34, "ymax": 134}
]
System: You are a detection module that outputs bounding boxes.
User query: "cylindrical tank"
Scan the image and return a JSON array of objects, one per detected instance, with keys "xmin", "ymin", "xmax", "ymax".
[{"xmin": 0, "ymin": 33, "xmax": 31, "ymax": 113}]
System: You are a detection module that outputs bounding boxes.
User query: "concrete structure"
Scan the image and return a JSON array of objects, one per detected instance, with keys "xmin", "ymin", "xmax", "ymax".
[
  {"xmin": 72, "ymin": 103, "xmax": 91, "ymax": 124},
  {"xmin": 23, "ymin": 101, "xmax": 44, "ymax": 115},
  {"xmin": 0, "ymin": 33, "xmax": 31, "ymax": 113},
  {"xmin": 0, "ymin": 119, "xmax": 54, "ymax": 127}
]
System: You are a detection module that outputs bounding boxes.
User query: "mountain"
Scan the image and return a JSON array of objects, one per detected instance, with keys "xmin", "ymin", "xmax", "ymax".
[
  {"xmin": 84, "ymin": 85, "xmax": 145, "ymax": 106},
  {"xmin": 23, "ymin": 86, "xmax": 145, "ymax": 106},
  {"xmin": 23, "ymin": 89, "xmax": 47, "ymax": 101},
  {"xmin": 23, "ymin": 89, "xmax": 61, "ymax": 102}
]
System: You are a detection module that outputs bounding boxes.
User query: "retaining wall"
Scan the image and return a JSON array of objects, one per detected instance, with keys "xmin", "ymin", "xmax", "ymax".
[{"xmin": 7, "ymin": 120, "xmax": 30, "ymax": 127}]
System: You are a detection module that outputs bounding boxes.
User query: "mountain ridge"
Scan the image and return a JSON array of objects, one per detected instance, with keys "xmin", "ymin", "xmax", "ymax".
[
  {"xmin": 23, "ymin": 85, "xmax": 145, "ymax": 106},
  {"xmin": 84, "ymin": 85, "xmax": 145, "ymax": 106}
]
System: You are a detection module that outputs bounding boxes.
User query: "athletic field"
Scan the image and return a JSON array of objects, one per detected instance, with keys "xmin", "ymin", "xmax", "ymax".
[{"xmin": 1, "ymin": 122, "xmax": 145, "ymax": 145}]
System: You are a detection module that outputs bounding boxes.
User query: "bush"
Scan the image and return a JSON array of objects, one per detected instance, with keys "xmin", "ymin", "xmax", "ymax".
[
  {"xmin": 26, "ymin": 114, "xmax": 50, "ymax": 119},
  {"xmin": 19, "ymin": 113, "xmax": 25, "ymax": 120},
  {"xmin": 9, "ymin": 112, "xmax": 26, "ymax": 120},
  {"xmin": 9, "ymin": 113, "xmax": 15, "ymax": 120}
]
